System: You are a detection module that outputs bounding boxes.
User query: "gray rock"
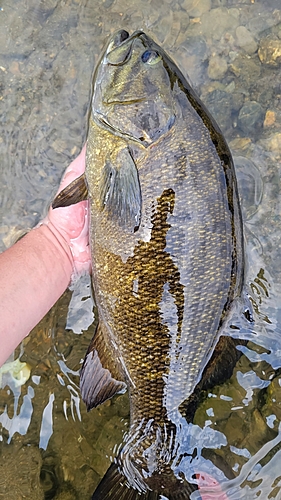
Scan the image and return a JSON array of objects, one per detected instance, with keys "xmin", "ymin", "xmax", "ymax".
[
  {"xmin": 201, "ymin": 7, "xmax": 239, "ymax": 40},
  {"xmin": 236, "ymin": 26, "xmax": 258, "ymax": 55},
  {"xmin": 229, "ymin": 54, "xmax": 261, "ymax": 89},
  {"xmin": 237, "ymin": 101, "xmax": 265, "ymax": 136},
  {"xmin": 207, "ymin": 55, "xmax": 228, "ymax": 80},
  {"xmin": 203, "ymin": 89, "xmax": 234, "ymax": 133},
  {"xmin": 180, "ymin": 0, "xmax": 211, "ymax": 18}
]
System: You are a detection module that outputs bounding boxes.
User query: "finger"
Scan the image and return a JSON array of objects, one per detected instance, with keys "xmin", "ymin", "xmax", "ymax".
[{"xmin": 197, "ymin": 472, "xmax": 229, "ymax": 500}]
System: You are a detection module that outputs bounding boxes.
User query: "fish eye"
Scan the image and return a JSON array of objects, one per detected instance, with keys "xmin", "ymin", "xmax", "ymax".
[{"xmin": 141, "ymin": 50, "xmax": 162, "ymax": 65}]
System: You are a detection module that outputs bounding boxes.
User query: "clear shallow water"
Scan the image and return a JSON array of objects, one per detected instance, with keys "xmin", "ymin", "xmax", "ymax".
[{"xmin": 1, "ymin": 0, "xmax": 281, "ymax": 498}]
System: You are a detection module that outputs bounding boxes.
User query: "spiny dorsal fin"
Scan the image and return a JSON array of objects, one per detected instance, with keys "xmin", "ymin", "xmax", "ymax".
[
  {"xmin": 52, "ymin": 173, "xmax": 88, "ymax": 209},
  {"xmin": 99, "ymin": 147, "xmax": 141, "ymax": 233}
]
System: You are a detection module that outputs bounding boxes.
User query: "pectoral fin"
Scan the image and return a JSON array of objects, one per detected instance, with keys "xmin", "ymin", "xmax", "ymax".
[
  {"xmin": 52, "ymin": 173, "xmax": 88, "ymax": 209},
  {"xmin": 100, "ymin": 147, "xmax": 141, "ymax": 233},
  {"xmin": 80, "ymin": 322, "xmax": 126, "ymax": 410}
]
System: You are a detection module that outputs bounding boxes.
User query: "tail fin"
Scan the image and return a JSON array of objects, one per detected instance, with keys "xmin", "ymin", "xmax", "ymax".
[{"xmin": 92, "ymin": 462, "xmax": 200, "ymax": 500}]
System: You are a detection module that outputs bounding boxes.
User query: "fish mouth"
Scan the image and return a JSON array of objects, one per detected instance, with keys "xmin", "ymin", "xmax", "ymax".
[
  {"xmin": 102, "ymin": 97, "xmax": 147, "ymax": 105},
  {"xmin": 106, "ymin": 30, "xmax": 144, "ymax": 54},
  {"xmin": 105, "ymin": 30, "xmax": 148, "ymax": 66}
]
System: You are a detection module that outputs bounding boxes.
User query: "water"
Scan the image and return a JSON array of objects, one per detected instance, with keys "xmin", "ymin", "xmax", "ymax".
[{"xmin": 1, "ymin": 0, "xmax": 281, "ymax": 498}]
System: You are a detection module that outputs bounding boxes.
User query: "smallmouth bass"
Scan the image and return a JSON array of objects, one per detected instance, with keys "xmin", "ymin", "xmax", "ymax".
[{"xmin": 53, "ymin": 30, "xmax": 245, "ymax": 500}]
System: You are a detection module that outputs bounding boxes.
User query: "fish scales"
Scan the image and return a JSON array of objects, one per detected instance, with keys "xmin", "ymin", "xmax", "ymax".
[
  {"xmin": 53, "ymin": 29, "xmax": 244, "ymax": 499},
  {"xmin": 85, "ymin": 30, "xmax": 243, "ymax": 497},
  {"xmin": 86, "ymin": 84, "xmax": 239, "ymax": 421}
]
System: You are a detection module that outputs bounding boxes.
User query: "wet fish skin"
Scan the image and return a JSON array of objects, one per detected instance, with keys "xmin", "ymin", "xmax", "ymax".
[
  {"xmin": 54, "ymin": 29, "xmax": 244, "ymax": 499},
  {"xmin": 85, "ymin": 28, "xmax": 243, "ymax": 414},
  {"xmin": 84, "ymin": 30, "xmax": 244, "ymax": 498}
]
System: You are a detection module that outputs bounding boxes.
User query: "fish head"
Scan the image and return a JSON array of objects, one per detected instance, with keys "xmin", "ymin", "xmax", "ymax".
[{"xmin": 92, "ymin": 30, "xmax": 176, "ymax": 147}]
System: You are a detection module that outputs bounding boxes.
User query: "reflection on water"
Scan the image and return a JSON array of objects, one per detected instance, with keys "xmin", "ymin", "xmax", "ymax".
[{"xmin": 1, "ymin": 0, "xmax": 281, "ymax": 498}]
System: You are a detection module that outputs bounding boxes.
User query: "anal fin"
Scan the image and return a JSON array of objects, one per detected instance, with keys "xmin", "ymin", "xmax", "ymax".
[{"xmin": 80, "ymin": 322, "xmax": 126, "ymax": 410}]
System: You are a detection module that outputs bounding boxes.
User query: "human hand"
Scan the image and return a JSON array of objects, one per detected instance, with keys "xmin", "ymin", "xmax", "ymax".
[
  {"xmin": 42, "ymin": 145, "xmax": 91, "ymax": 275},
  {"xmin": 197, "ymin": 471, "xmax": 229, "ymax": 499}
]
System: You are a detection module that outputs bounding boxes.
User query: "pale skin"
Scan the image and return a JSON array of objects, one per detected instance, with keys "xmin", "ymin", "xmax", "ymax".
[{"xmin": 0, "ymin": 145, "xmax": 91, "ymax": 367}]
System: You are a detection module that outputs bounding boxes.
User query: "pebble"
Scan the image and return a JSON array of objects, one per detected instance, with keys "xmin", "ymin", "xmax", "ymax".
[
  {"xmin": 248, "ymin": 9, "xmax": 281, "ymax": 36},
  {"xmin": 171, "ymin": 10, "xmax": 190, "ymax": 46},
  {"xmin": 258, "ymin": 36, "xmax": 281, "ymax": 67},
  {"xmin": 243, "ymin": 408, "xmax": 272, "ymax": 455},
  {"xmin": 180, "ymin": 0, "xmax": 211, "ymax": 18},
  {"xmin": 207, "ymin": 55, "xmax": 228, "ymax": 80},
  {"xmin": 194, "ymin": 395, "xmax": 232, "ymax": 428},
  {"xmin": 229, "ymin": 137, "xmax": 252, "ymax": 152},
  {"xmin": 201, "ymin": 81, "xmax": 225, "ymax": 97},
  {"xmin": 235, "ymin": 26, "xmax": 258, "ymax": 55},
  {"xmin": 237, "ymin": 101, "xmax": 265, "ymax": 136},
  {"xmin": 2, "ymin": 226, "xmax": 28, "ymax": 248},
  {"xmin": 9, "ymin": 61, "xmax": 21, "ymax": 76},
  {"xmin": 203, "ymin": 89, "xmax": 233, "ymax": 132},
  {"xmin": 52, "ymin": 138, "xmax": 68, "ymax": 154},
  {"xmin": 200, "ymin": 7, "xmax": 239, "ymax": 41},
  {"xmin": 0, "ymin": 358, "xmax": 31, "ymax": 388},
  {"xmin": 182, "ymin": 34, "xmax": 208, "ymax": 60},
  {"xmin": 229, "ymin": 55, "xmax": 261, "ymax": 84},
  {"xmin": 102, "ymin": 0, "xmax": 115, "ymax": 7},
  {"xmin": 177, "ymin": 35, "xmax": 208, "ymax": 83},
  {"xmin": 266, "ymin": 132, "xmax": 281, "ymax": 154},
  {"xmin": 264, "ymin": 110, "xmax": 276, "ymax": 128}
]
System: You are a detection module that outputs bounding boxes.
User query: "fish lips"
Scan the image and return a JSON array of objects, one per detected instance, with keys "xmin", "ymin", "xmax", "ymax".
[{"xmin": 105, "ymin": 30, "xmax": 149, "ymax": 66}]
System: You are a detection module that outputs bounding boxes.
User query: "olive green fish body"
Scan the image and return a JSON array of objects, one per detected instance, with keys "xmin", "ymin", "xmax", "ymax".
[
  {"xmin": 86, "ymin": 32, "xmax": 243, "ymax": 422},
  {"xmin": 59, "ymin": 30, "xmax": 244, "ymax": 498}
]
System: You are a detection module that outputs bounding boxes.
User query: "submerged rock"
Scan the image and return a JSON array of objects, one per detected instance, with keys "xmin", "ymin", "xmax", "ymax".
[
  {"xmin": 203, "ymin": 89, "xmax": 234, "ymax": 133},
  {"xmin": 0, "ymin": 358, "xmax": 31, "ymax": 388},
  {"xmin": 207, "ymin": 55, "xmax": 228, "ymax": 80},
  {"xmin": 261, "ymin": 375, "xmax": 281, "ymax": 433},
  {"xmin": 263, "ymin": 110, "xmax": 276, "ymax": 128},
  {"xmin": 0, "ymin": 444, "xmax": 44, "ymax": 499},
  {"xmin": 229, "ymin": 54, "xmax": 261, "ymax": 85},
  {"xmin": 237, "ymin": 101, "xmax": 265, "ymax": 137},
  {"xmin": 258, "ymin": 36, "xmax": 281, "ymax": 67},
  {"xmin": 235, "ymin": 26, "xmax": 258, "ymax": 55},
  {"xmin": 200, "ymin": 7, "xmax": 239, "ymax": 40},
  {"xmin": 180, "ymin": 0, "xmax": 211, "ymax": 18}
]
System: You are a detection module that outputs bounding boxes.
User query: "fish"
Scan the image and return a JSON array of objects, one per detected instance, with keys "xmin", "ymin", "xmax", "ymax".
[{"xmin": 53, "ymin": 29, "xmax": 246, "ymax": 500}]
